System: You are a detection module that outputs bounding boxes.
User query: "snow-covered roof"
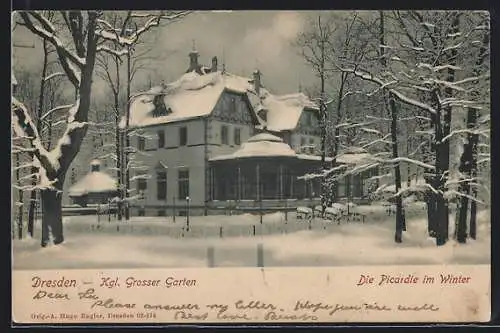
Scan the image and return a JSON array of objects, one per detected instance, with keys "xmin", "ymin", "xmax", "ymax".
[
  {"xmin": 296, "ymin": 154, "xmax": 333, "ymax": 162},
  {"xmin": 69, "ymin": 171, "xmax": 117, "ymax": 196},
  {"xmin": 121, "ymin": 70, "xmax": 318, "ymax": 130},
  {"xmin": 336, "ymin": 153, "xmax": 375, "ymax": 165},
  {"xmin": 375, "ymin": 177, "xmax": 427, "ymax": 194},
  {"xmin": 336, "ymin": 147, "xmax": 376, "ymax": 165},
  {"xmin": 259, "ymin": 92, "xmax": 318, "ymax": 132},
  {"xmin": 210, "ymin": 133, "xmax": 297, "ymax": 161}
]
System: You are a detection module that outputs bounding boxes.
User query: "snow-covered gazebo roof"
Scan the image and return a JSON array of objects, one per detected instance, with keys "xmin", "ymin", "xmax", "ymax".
[
  {"xmin": 210, "ymin": 133, "xmax": 297, "ymax": 161},
  {"xmin": 69, "ymin": 160, "xmax": 117, "ymax": 197}
]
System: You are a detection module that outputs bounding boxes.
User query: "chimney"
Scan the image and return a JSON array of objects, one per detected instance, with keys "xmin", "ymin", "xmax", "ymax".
[
  {"xmin": 253, "ymin": 69, "xmax": 261, "ymax": 95},
  {"xmin": 188, "ymin": 50, "xmax": 199, "ymax": 72},
  {"xmin": 211, "ymin": 56, "xmax": 218, "ymax": 72},
  {"xmin": 90, "ymin": 160, "xmax": 101, "ymax": 172}
]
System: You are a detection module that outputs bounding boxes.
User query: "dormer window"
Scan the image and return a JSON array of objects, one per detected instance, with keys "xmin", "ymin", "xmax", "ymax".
[
  {"xmin": 152, "ymin": 94, "xmax": 171, "ymax": 117},
  {"xmin": 257, "ymin": 109, "xmax": 267, "ymax": 122}
]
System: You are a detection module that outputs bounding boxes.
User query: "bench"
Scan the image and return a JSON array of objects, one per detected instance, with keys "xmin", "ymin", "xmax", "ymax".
[{"xmin": 296, "ymin": 207, "xmax": 313, "ymax": 220}]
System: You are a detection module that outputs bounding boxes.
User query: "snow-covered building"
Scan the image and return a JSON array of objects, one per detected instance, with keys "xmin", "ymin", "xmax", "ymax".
[
  {"xmin": 119, "ymin": 50, "xmax": 323, "ymax": 216},
  {"xmin": 68, "ymin": 160, "xmax": 118, "ymax": 206},
  {"xmin": 121, "ymin": 50, "xmax": 377, "ymax": 216},
  {"xmin": 335, "ymin": 147, "xmax": 380, "ymax": 201}
]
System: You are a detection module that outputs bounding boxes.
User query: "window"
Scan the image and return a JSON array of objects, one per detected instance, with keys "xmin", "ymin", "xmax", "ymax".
[
  {"xmin": 138, "ymin": 208, "xmax": 145, "ymax": 216},
  {"xmin": 338, "ymin": 178, "xmax": 346, "ymax": 198},
  {"xmin": 309, "ymin": 138, "xmax": 315, "ymax": 154},
  {"xmin": 178, "ymin": 169, "xmax": 190, "ymax": 199},
  {"xmin": 138, "ymin": 136, "xmax": 145, "ymax": 151},
  {"xmin": 221, "ymin": 125, "xmax": 229, "ymax": 145},
  {"xmin": 158, "ymin": 130, "xmax": 165, "ymax": 148},
  {"xmin": 234, "ymin": 128, "xmax": 241, "ymax": 145},
  {"xmin": 230, "ymin": 97, "xmax": 236, "ymax": 113},
  {"xmin": 258, "ymin": 109, "xmax": 267, "ymax": 122},
  {"xmin": 179, "ymin": 127, "xmax": 187, "ymax": 146},
  {"xmin": 156, "ymin": 169, "xmax": 167, "ymax": 200},
  {"xmin": 300, "ymin": 137, "xmax": 306, "ymax": 152},
  {"xmin": 306, "ymin": 112, "xmax": 313, "ymax": 126},
  {"xmin": 137, "ymin": 174, "xmax": 147, "ymax": 194},
  {"xmin": 157, "ymin": 209, "xmax": 166, "ymax": 217}
]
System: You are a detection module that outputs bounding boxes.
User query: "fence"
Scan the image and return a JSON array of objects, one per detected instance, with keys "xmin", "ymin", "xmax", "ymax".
[{"xmin": 65, "ymin": 213, "xmax": 370, "ymax": 239}]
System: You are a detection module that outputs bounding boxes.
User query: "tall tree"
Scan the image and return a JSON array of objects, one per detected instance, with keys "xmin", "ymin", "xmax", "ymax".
[
  {"xmin": 12, "ymin": 10, "xmax": 189, "ymax": 247},
  {"xmin": 455, "ymin": 13, "xmax": 490, "ymax": 242},
  {"xmin": 379, "ymin": 11, "xmax": 406, "ymax": 242},
  {"xmin": 335, "ymin": 10, "xmax": 489, "ymax": 245},
  {"xmin": 295, "ymin": 15, "xmax": 335, "ymax": 215},
  {"xmin": 296, "ymin": 13, "xmax": 369, "ymax": 213}
]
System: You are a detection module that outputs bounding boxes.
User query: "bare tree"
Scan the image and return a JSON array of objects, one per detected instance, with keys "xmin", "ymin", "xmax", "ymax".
[
  {"xmin": 27, "ymin": 23, "xmax": 69, "ymax": 238},
  {"xmin": 12, "ymin": 10, "xmax": 189, "ymax": 247},
  {"xmin": 455, "ymin": 13, "xmax": 490, "ymax": 242},
  {"xmin": 296, "ymin": 13, "xmax": 368, "ymax": 213},
  {"xmin": 336, "ymin": 10, "xmax": 490, "ymax": 245},
  {"xmin": 95, "ymin": 12, "xmax": 172, "ymax": 221}
]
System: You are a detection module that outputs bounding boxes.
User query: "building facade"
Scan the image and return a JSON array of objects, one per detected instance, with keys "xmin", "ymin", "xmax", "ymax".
[
  {"xmin": 120, "ymin": 50, "xmax": 379, "ymax": 216},
  {"xmin": 122, "ymin": 51, "xmax": 325, "ymax": 216}
]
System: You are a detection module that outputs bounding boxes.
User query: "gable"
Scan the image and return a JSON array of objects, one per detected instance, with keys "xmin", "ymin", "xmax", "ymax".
[
  {"xmin": 295, "ymin": 108, "xmax": 321, "ymax": 135},
  {"xmin": 210, "ymin": 90, "xmax": 258, "ymax": 125}
]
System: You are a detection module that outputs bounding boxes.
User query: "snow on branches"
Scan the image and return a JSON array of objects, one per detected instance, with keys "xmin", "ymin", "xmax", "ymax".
[
  {"xmin": 12, "ymin": 97, "xmax": 88, "ymax": 186},
  {"xmin": 95, "ymin": 11, "xmax": 191, "ymax": 57}
]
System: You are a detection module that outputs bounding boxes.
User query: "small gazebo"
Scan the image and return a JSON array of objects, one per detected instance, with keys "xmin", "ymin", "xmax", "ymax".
[{"xmin": 69, "ymin": 160, "xmax": 118, "ymax": 207}]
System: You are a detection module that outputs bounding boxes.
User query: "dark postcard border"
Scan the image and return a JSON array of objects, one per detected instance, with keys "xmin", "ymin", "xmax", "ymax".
[
  {"xmin": 10, "ymin": 0, "xmax": 496, "ymax": 11},
  {"xmin": 6, "ymin": 0, "xmax": 499, "ymax": 331}
]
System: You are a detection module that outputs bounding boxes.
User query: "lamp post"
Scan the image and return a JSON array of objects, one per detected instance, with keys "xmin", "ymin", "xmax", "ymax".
[{"xmin": 186, "ymin": 196, "xmax": 191, "ymax": 231}]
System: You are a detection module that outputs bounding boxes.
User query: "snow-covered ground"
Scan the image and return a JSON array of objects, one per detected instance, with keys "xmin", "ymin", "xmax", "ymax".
[{"xmin": 12, "ymin": 205, "xmax": 490, "ymax": 270}]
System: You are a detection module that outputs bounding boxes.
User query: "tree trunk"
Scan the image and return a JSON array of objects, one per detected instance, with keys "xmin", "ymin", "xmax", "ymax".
[
  {"xmin": 379, "ymin": 11, "xmax": 406, "ymax": 239},
  {"xmin": 27, "ymin": 190, "xmax": 36, "ymax": 237},
  {"xmin": 469, "ymin": 115, "xmax": 479, "ymax": 240},
  {"xmin": 468, "ymin": 24, "xmax": 488, "ymax": 240},
  {"xmin": 406, "ymin": 139, "xmax": 411, "ymax": 188},
  {"xmin": 318, "ymin": 16, "xmax": 329, "ymax": 216},
  {"xmin": 388, "ymin": 95, "xmax": 405, "ymax": 242},
  {"xmin": 455, "ymin": 107, "xmax": 477, "ymax": 243},
  {"xmin": 456, "ymin": 196, "xmax": 468, "ymax": 243},
  {"xmin": 432, "ymin": 90, "xmax": 448, "ymax": 246},
  {"xmin": 424, "ymin": 112, "xmax": 437, "ymax": 237},
  {"xmin": 470, "ymin": 188, "xmax": 477, "ymax": 239},
  {"xmin": 426, "ymin": 189, "xmax": 437, "ymax": 236},
  {"xmin": 440, "ymin": 13, "xmax": 461, "ymax": 243},
  {"xmin": 28, "ymin": 39, "xmax": 49, "ymax": 238},
  {"xmin": 16, "ymin": 153, "xmax": 24, "ymax": 240},
  {"xmin": 114, "ymin": 96, "xmax": 122, "ymax": 221},
  {"xmin": 40, "ymin": 187, "xmax": 63, "ymax": 247},
  {"xmin": 124, "ymin": 48, "xmax": 132, "ymax": 220},
  {"xmin": 329, "ymin": 73, "xmax": 347, "ymax": 206}
]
